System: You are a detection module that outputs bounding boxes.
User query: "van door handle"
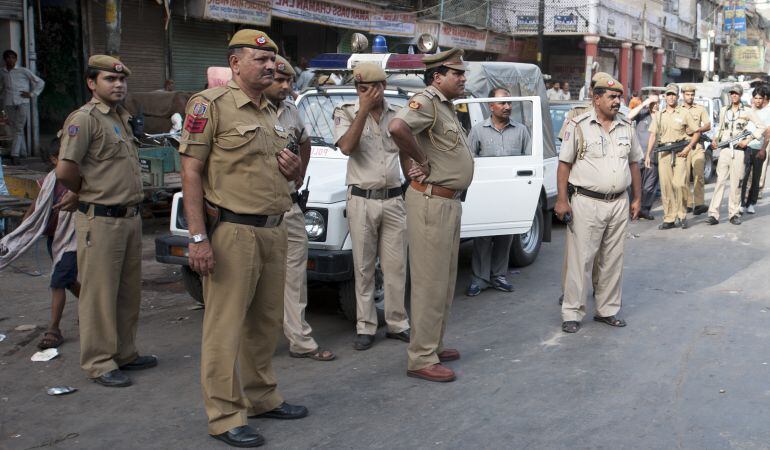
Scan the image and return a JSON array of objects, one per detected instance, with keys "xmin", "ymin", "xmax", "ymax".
[{"xmin": 517, "ymin": 170, "xmax": 534, "ymax": 176}]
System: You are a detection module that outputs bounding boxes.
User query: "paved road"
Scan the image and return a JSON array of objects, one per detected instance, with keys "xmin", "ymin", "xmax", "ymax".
[{"xmin": 2, "ymin": 188, "xmax": 770, "ymax": 449}]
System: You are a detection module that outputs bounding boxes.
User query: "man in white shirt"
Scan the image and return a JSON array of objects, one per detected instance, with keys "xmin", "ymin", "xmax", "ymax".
[
  {"xmin": 0, "ymin": 50, "xmax": 45, "ymax": 164},
  {"xmin": 560, "ymin": 82, "xmax": 571, "ymax": 100},
  {"xmin": 547, "ymin": 81, "xmax": 562, "ymax": 101}
]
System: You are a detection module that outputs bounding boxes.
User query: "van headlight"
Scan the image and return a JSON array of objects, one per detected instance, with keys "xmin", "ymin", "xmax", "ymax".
[{"xmin": 304, "ymin": 209, "xmax": 326, "ymax": 241}]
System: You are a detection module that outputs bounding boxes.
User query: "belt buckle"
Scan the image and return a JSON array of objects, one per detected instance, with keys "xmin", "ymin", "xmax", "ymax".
[
  {"xmin": 604, "ymin": 192, "xmax": 612, "ymax": 201},
  {"xmin": 369, "ymin": 188, "xmax": 386, "ymax": 200},
  {"xmin": 265, "ymin": 215, "xmax": 281, "ymax": 227}
]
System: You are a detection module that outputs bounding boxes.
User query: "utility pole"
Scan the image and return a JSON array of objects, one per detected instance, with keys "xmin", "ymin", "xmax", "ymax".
[
  {"xmin": 105, "ymin": 0, "xmax": 121, "ymax": 56},
  {"xmin": 536, "ymin": 0, "xmax": 545, "ymax": 69}
]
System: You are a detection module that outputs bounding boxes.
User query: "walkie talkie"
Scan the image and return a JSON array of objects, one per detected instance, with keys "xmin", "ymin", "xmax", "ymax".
[{"xmin": 286, "ymin": 135, "xmax": 299, "ymax": 155}]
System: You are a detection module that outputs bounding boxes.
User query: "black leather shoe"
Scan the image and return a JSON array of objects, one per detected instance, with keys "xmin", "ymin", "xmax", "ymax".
[
  {"xmin": 211, "ymin": 425, "xmax": 265, "ymax": 447},
  {"xmin": 385, "ymin": 330, "xmax": 410, "ymax": 343},
  {"xmin": 658, "ymin": 221, "xmax": 676, "ymax": 230},
  {"xmin": 706, "ymin": 216, "xmax": 719, "ymax": 225},
  {"xmin": 353, "ymin": 333, "xmax": 375, "ymax": 350},
  {"xmin": 730, "ymin": 215, "xmax": 742, "ymax": 225},
  {"xmin": 680, "ymin": 219, "xmax": 689, "ymax": 229},
  {"xmin": 252, "ymin": 402, "xmax": 308, "ymax": 420},
  {"xmin": 638, "ymin": 211, "xmax": 654, "ymax": 220},
  {"xmin": 693, "ymin": 205, "xmax": 708, "ymax": 215},
  {"xmin": 92, "ymin": 369, "xmax": 131, "ymax": 387},
  {"xmin": 686, "ymin": 206, "xmax": 693, "ymax": 213},
  {"xmin": 119, "ymin": 355, "xmax": 158, "ymax": 371}
]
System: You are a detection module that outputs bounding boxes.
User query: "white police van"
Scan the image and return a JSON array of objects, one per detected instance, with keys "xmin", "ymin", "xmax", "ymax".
[{"xmin": 155, "ymin": 53, "xmax": 558, "ymax": 320}]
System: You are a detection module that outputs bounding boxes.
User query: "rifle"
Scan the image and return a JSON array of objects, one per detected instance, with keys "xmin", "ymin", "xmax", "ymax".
[
  {"xmin": 714, "ymin": 130, "xmax": 752, "ymax": 150},
  {"xmin": 653, "ymin": 135, "xmax": 708, "ymax": 166}
]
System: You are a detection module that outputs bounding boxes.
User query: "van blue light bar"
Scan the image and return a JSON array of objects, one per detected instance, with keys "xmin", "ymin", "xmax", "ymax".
[{"xmin": 309, "ymin": 54, "xmax": 350, "ymax": 69}]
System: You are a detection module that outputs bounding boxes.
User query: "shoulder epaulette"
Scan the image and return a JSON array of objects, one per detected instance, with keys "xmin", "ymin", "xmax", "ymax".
[
  {"xmin": 572, "ymin": 110, "xmax": 592, "ymax": 123},
  {"xmin": 77, "ymin": 103, "xmax": 96, "ymax": 114},
  {"xmin": 194, "ymin": 86, "xmax": 229, "ymax": 103},
  {"xmin": 416, "ymin": 89, "xmax": 435, "ymax": 99}
]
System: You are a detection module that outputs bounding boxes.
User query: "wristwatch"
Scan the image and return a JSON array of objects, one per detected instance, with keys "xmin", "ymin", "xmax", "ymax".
[{"xmin": 190, "ymin": 233, "xmax": 208, "ymax": 244}]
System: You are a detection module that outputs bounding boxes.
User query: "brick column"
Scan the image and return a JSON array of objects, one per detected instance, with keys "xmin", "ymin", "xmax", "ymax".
[
  {"xmin": 633, "ymin": 44, "xmax": 644, "ymax": 95},
  {"xmin": 654, "ymin": 48, "xmax": 665, "ymax": 86},
  {"xmin": 619, "ymin": 42, "xmax": 632, "ymax": 99},
  {"xmin": 583, "ymin": 35, "xmax": 600, "ymax": 98}
]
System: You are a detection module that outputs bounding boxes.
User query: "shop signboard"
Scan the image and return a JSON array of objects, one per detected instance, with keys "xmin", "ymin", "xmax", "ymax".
[
  {"xmin": 272, "ymin": 0, "xmax": 371, "ymax": 32},
  {"xmin": 204, "ymin": 0, "xmax": 271, "ymax": 26},
  {"xmin": 732, "ymin": 45, "xmax": 764, "ymax": 73},
  {"xmin": 438, "ymin": 23, "xmax": 487, "ymax": 51},
  {"xmin": 370, "ymin": 12, "xmax": 416, "ymax": 37},
  {"xmin": 516, "ymin": 16, "xmax": 538, "ymax": 33},
  {"xmin": 554, "ymin": 14, "xmax": 578, "ymax": 32},
  {"xmin": 485, "ymin": 32, "xmax": 510, "ymax": 54}
]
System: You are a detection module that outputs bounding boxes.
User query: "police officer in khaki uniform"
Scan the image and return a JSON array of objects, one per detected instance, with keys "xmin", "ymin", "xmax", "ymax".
[
  {"xmin": 334, "ymin": 63, "xmax": 411, "ymax": 351},
  {"xmin": 179, "ymin": 30, "xmax": 306, "ymax": 448},
  {"xmin": 556, "ymin": 72, "xmax": 613, "ymax": 306},
  {"xmin": 264, "ymin": 56, "xmax": 335, "ymax": 362},
  {"xmin": 555, "ymin": 76, "xmax": 642, "ymax": 334},
  {"xmin": 644, "ymin": 84, "xmax": 701, "ymax": 229},
  {"xmin": 706, "ymin": 84, "xmax": 766, "ymax": 225},
  {"xmin": 56, "ymin": 55, "xmax": 157, "ymax": 387},
  {"xmin": 389, "ymin": 48, "xmax": 474, "ymax": 383},
  {"xmin": 680, "ymin": 84, "xmax": 711, "ymax": 215}
]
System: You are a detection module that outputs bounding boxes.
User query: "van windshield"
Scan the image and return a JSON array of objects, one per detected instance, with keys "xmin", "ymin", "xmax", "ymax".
[{"xmin": 297, "ymin": 92, "xmax": 409, "ymax": 148}]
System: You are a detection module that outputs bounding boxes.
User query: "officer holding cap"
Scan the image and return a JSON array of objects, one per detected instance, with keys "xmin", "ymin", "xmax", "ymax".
[
  {"xmin": 555, "ymin": 75, "xmax": 642, "ymax": 334},
  {"xmin": 56, "ymin": 55, "xmax": 157, "ymax": 387},
  {"xmin": 680, "ymin": 84, "xmax": 711, "ymax": 215},
  {"xmin": 178, "ymin": 30, "xmax": 305, "ymax": 447},
  {"xmin": 264, "ymin": 55, "xmax": 335, "ymax": 362},
  {"xmin": 334, "ymin": 62, "xmax": 411, "ymax": 351},
  {"xmin": 389, "ymin": 48, "xmax": 474, "ymax": 383},
  {"xmin": 644, "ymin": 83, "xmax": 700, "ymax": 229}
]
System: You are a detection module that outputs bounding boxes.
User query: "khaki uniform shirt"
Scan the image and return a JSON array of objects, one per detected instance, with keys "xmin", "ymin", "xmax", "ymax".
[
  {"xmin": 648, "ymin": 106, "xmax": 699, "ymax": 144},
  {"xmin": 333, "ymin": 99, "xmax": 402, "ymax": 189},
  {"xmin": 560, "ymin": 109, "xmax": 643, "ymax": 194},
  {"xmin": 59, "ymin": 98, "xmax": 143, "ymax": 206},
  {"xmin": 714, "ymin": 104, "xmax": 766, "ymax": 142},
  {"xmin": 393, "ymin": 85, "xmax": 474, "ymax": 191},
  {"xmin": 276, "ymin": 98, "xmax": 308, "ymax": 194},
  {"xmin": 681, "ymin": 103, "xmax": 710, "ymax": 149},
  {"xmin": 179, "ymin": 80, "xmax": 291, "ymax": 215}
]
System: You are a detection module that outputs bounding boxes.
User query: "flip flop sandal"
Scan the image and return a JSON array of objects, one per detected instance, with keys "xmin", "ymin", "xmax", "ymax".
[
  {"xmin": 561, "ymin": 321, "xmax": 580, "ymax": 333},
  {"xmin": 289, "ymin": 348, "xmax": 336, "ymax": 361},
  {"xmin": 38, "ymin": 331, "xmax": 63, "ymax": 349},
  {"xmin": 593, "ymin": 315, "xmax": 627, "ymax": 327}
]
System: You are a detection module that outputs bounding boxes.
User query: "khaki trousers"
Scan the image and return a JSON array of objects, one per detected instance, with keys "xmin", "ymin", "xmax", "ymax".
[
  {"xmin": 759, "ymin": 151, "xmax": 769, "ymax": 191},
  {"xmin": 560, "ymin": 228, "xmax": 599, "ymax": 293},
  {"xmin": 562, "ymin": 194, "xmax": 629, "ymax": 322},
  {"xmin": 708, "ymin": 148, "xmax": 745, "ymax": 220},
  {"xmin": 75, "ymin": 211, "xmax": 142, "ymax": 378},
  {"xmin": 346, "ymin": 191, "xmax": 409, "ymax": 335},
  {"xmin": 282, "ymin": 203, "xmax": 317, "ymax": 354},
  {"xmin": 201, "ymin": 221, "xmax": 286, "ymax": 435},
  {"xmin": 658, "ymin": 153, "xmax": 689, "ymax": 222},
  {"xmin": 405, "ymin": 188, "xmax": 461, "ymax": 371},
  {"xmin": 687, "ymin": 147, "xmax": 706, "ymax": 207},
  {"xmin": 471, "ymin": 235, "xmax": 513, "ymax": 288}
]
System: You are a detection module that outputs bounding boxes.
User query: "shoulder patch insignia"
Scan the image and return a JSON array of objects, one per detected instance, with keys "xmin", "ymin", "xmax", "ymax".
[
  {"xmin": 184, "ymin": 115, "xmax": 208, "ymax": 133},
  {"xmin": 192, "ymin": 101, "xmax": 208, "ymax": 117},
  {"xmin": 67, "ymin": 125, "xmax": 79, "ymax": 136},
  {"xmin": 409, "ymin": 100, "xmax": 421, "ymax": 110}
]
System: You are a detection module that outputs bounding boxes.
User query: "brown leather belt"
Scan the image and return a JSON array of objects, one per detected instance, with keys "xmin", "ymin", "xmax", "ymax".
[
  {"xmin": 409, "ymin": 180, "xmax": 463, "ymax": 200},
  {"xmin": 575, "ymin": 186, "xmax": 626, "ymax": 202}
]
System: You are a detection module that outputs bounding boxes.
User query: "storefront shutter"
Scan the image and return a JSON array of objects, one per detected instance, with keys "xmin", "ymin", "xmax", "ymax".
[
  {"xmin": 89, "ymin": 0, "xmax": 165, "ymax": 93},
  {"xmin": 170, "ymin": 17, "xmax": 234, "ymax": 92},
  {"xmin": 0, "ymin": 0, "xmax": 23, "ymax": 20}
]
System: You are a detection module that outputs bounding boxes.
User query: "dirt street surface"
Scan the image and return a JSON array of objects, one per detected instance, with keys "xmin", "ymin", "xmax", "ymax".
[{"xmin": 2, "ymin": 187, "xmax": 770, "ymax": 449}]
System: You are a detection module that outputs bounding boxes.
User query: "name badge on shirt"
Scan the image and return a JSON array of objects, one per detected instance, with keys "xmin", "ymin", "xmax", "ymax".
[{"xmin": 275, "ymin": 124, "xmax": 285, "ymax": 133}]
